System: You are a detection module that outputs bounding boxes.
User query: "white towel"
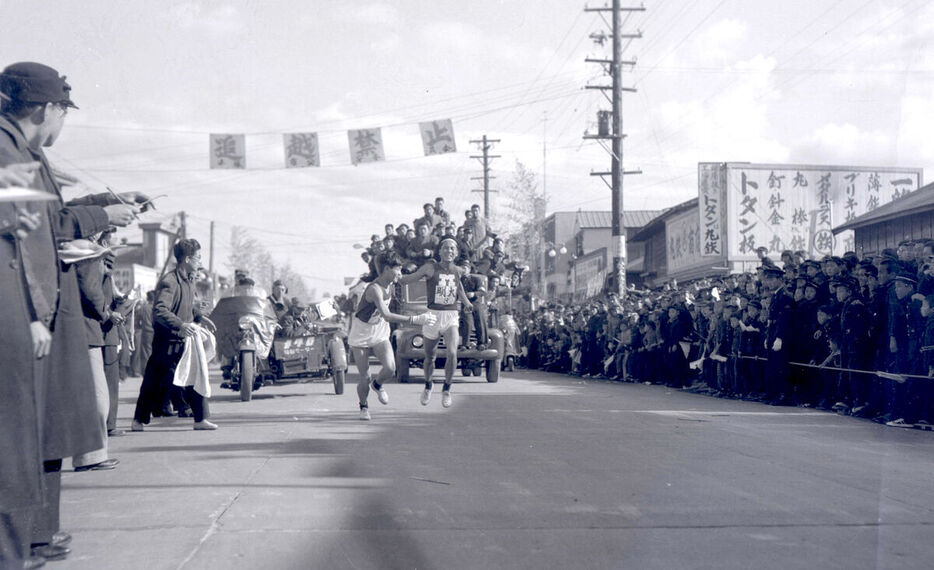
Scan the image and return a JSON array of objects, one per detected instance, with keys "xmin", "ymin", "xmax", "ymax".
[{"xmin": 173, "ymin": 325, "xmax": 217, "ymax": 398}]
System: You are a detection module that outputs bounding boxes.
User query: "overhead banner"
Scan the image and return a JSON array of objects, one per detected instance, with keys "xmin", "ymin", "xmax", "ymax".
[
  {"xmin": 210, "ymin": 134, "xmax": 245, "ymax": 169},
  {"xmin": 208, "ymin": 119, "xmax": 457, "ymax": 168},
  {"xmin": 348, "ymin": 128, "xmax": 385, "ymax": 165},
  {"xmin": 698, "ymin": 163, "xmax": 725, "ymax": 256},
  {"xmin": 419, "ymin": 119, "xmax": 457, "ymax": 156},
  {"xmin": 284, "ymin": 133, "xmax": 320, "ymax": 168},
  {"xmin": 723, "ymin": 164, "xmax": 922, "ymax": 258}
]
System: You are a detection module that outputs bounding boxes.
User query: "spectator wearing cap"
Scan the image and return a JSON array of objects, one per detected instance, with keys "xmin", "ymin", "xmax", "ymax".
[
  {"xmin": 791, "ymin": 279, "xmax": 822, "ymax": 404},
  {"xmin": 394, "ymin": 223, "xmax": 411, "ymax": 255},
  {"xmin": 72, "ymin": 241, "xmax": 120, "ymax": 471},
  {"xmin": 762, "ymin": 265, "xmax": 794, "ymax": 405},
  {"xmin": 100, "ymin": 245, "xmax": 127, "ymax": 437},
  {"xmin": 884, "ymin": 274, "xmax": 924, "ymax": 426},
  {"xmin": 457, "ymin": 258, "xmax": 489, "ymax": 349},
  {"xmin": 834, "ymin": 277, "xmax": 872, "ymax": 415},
  {"xmin": 737, "ymin": 299, "xmax": 763, "ymax": 399},
  {"xmin": 0, "ymin": 61, "xmax": 149, "ymax": 564},
  {"xmin": 268, "ymin": 280, "xmax": 291, "ymax": 321}
]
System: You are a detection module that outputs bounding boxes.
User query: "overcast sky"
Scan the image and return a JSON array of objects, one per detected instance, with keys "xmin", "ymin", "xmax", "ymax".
[{"xmin": 3, "ymin": 0, "xmax": 932, "ymax": 295}]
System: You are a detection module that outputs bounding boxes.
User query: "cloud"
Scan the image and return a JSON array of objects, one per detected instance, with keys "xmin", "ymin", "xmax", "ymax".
[
  {"xmin": 792, "ymin": 122, "xmax": 896, "ymax": 165},
  {"xmin": 699, "ymin": 18, "xmax": 748, "ymax": 61},
  {"xmin": 169, "ymin": 2, "xmax": 244, "ymax": 34},
  {"xmin": 356, "ymin": 3, "xmax": 402, "ymax": 27}
]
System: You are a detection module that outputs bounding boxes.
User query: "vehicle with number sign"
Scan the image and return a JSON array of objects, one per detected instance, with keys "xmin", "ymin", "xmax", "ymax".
[
  {"xmin": 391, "ymin": 280, "xmax": 503, "ymax": 383},
  {"xmin": 213, "ymin": 296, "xmax": 348, "ymax": 400}
]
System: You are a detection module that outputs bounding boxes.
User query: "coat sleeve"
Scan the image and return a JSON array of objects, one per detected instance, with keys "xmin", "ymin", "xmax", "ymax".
[
  {"xmin": 50, "ymin": 205, "xmax": 110, "ymax": 241},
  {"xmin": 76, "ymin": 258, "xmax": 108, "ymax": 322},
  {"xmin": 152, "ymin": 277, "xmax": 185, "ymax": 333}
]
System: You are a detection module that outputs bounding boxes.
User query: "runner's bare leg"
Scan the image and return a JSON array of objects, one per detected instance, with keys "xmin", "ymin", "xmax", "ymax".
[
  {"xmin": 423, "ymin": 337, "xmax": 439, "ymax": 389},
  {"xmin": 441, "ymin": 326, "xmax": 459, "ymax": 391},
  {"xmin": 371, "ymin": 340, "xmax": 395, "ymax": 384},
  {"xmin": 353, "ymin": 347, "xmax": 370, "ymax": 406}
]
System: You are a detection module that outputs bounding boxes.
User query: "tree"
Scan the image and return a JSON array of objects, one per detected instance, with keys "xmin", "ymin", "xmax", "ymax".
[
  {"xmin": 226, "ymin": 226, "xmax": 311, "ymax": 300},
  {"xmin": 495, "ymin": 160, "xmax": 545, "ymax": 290}
]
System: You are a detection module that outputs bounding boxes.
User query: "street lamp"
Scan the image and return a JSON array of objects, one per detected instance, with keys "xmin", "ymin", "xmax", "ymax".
[{"xmin": 547, "ymin": 243, "xmax": 568, "ymax": 258}]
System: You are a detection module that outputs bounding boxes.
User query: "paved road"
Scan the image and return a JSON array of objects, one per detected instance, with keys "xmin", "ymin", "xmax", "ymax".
[{"xmin": 59, "ymin": 368, "xmax": 934, "ymax": 570}]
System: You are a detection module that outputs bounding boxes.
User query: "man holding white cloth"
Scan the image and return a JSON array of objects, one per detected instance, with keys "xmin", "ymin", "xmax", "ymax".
[{"xmin": 132, "ymin": 238, "xmax": 217, "ymax": 431}]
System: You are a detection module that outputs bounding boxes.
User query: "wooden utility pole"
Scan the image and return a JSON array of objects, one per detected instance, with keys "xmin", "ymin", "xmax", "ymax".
[
  {"xmin": 469, "ymin": 135, "xmax": 501, "ymax": 221},
  {"xmin": 584, "ymin": 1, "xmax": 644, "ymax": 297},
  {"xmin": 209, "ymin": 220, "xmax": 216, "ymax": 298}
]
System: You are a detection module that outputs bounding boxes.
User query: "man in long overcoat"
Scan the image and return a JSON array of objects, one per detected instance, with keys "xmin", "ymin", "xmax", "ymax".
[
  {"xmin": 0, "ymin": 165, "xmax": 48, "ymax": 566},
  {"xmin": 0, "ymin": 61, "xmax": 141, "ymax": 563}
]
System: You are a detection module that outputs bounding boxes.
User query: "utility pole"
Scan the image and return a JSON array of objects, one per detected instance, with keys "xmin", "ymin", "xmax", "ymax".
[
  {"xmin": 209, "ymin": 220, "xmax": 216, "ymax": 299},
  {"xmin": 584, "ymin": 0, "xmax": 644, "ymax": 297},
  {"xmin": 469, "ymin": 135, "xmax": 501, "ymax": 221}
]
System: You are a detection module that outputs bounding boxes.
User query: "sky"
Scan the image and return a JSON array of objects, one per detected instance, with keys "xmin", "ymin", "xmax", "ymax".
[{"xmin": 2, "ymin": 0, "xmax": 933, "ymax": 295}]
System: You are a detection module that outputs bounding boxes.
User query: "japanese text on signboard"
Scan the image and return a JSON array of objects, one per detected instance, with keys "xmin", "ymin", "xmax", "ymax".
[{"xmin": 725, "ymin": 165, "xmax": 921, "ymax": 258}]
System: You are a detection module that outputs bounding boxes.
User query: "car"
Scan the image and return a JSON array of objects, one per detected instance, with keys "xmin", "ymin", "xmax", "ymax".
[
  {"xmin": 213, "ymin": 296, "xmax": 348, "ymax": 401},
  {"xmin": 391, "ymin": 279, "xmax": 504, "ymax": 383}
]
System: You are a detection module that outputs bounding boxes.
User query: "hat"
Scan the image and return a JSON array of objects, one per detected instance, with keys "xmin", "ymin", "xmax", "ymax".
[
  {"xmin": 0, "ymin": 62, "xmax": 78, "ymax": 108},
  {"xmin": 801, "ymin": 260, "xmax": 820, "ymax": 270},
  {"xmin": 761, "ymin": 266, "xmax": 784, "ymax": 278},
  {"xmin": 880, "ymin": 248, "xmax": 898, "ymax": 261},
  {"xmin": 824, "ymin": 256, "xmax": 844, "ymax": 266},
  {"xmin": 801, "ymin": 279, "xmax": 820, "ymax": 291},
  {"xmin": 272, "ymin": 279, "xmax": 284, "ymax": 287},
  {"xmin": 831, "ymin": 277, "xmax": 858, "ymax": 292},
  {"xmin": 893, "ymin": 274, "xmax": 917, "ymax": 285}
]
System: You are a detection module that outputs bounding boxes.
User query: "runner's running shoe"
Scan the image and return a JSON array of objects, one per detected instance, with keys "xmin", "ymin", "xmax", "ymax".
[
  {"xmin": 442, "ymin": 390, "xmax": 452, "ymax": 408},
  {"xmin": 420, "ymin": 388, "xmax": 431, "ymax": 406},
  {"xmin": 359, "ymin": 408, "xmax": 371, "ymax": 421},
  {"xmin": 371, "ymin": 381, "xmax": 389, "ymax": 405}
]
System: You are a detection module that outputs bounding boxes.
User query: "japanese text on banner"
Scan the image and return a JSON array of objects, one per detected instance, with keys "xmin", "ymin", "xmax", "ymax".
[
  {"xmin": 348, "ymin": 128, "xmax": 385, "ymax": 165},
  {"xmin": 284, "ymin": 133, "xmax": 320, "ymax": 168},
  {"xmin": 210, "ymin": 134, "xmax": 245, "ymax": 169},
  {"xmin": 419, "ymin": 119, "xmax": 456, "ymax": 156}
]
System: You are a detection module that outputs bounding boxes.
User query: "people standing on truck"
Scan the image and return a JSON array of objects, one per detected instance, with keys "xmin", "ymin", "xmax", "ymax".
[
  {"xmin": 349, "ymin": 253, "xmax": 436, "ymax": 420},
  {"xmin": 399, "ymin": 238, "xmax": 474, "ymax": 408}
]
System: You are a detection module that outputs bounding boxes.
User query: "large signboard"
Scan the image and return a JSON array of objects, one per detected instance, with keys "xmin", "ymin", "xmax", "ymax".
[
  {"xmin": 666, "ymin": 207, "xmax": 706, "ymax": 274},
  {"xmin": 723, "ymin": 164, "xmax": 922, "ymax": 259},
  {"xmin": 698, "ymin": 163, "xmax": 726, "ymax": 256},
  {"xmin": 112, "ymin": 263, "xmax": 159, "ymax": 298},
  {"xmin": 573, "ymin": 247, "xmax": 606, "ymax": 300}
]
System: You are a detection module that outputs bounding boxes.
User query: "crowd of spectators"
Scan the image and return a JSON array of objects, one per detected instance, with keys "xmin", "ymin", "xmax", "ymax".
[
  {"xmin": 357, "ymin": 196, "xmax": 525, "ymax": 287},
  {"xmin": 353, "ymin": 196, "xmax": 528, "ymax": 348},
  {"xmin": 518, "ymin": 242, "xmax": 934, "ymax": 430}
]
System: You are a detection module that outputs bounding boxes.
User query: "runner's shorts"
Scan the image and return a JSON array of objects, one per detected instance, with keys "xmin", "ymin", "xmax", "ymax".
[
  {"xmin": 348, "ymin": 316, "xmax": 390, "ymax": 348},
  {"xmin": 423, "ymin": 309, "xmax": 459, "ymax": 340}
]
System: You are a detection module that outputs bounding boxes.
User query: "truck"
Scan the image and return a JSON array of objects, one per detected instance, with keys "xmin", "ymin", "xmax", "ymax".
[{"xmin": 391, "ymin": 279, "xmax": 504, "ymax": 383}]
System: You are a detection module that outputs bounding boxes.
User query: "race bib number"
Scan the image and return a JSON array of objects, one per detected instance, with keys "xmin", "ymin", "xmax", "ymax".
[{"xmin": 434, "ymin": 274, "xmax": 457, "ymax": 305}]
